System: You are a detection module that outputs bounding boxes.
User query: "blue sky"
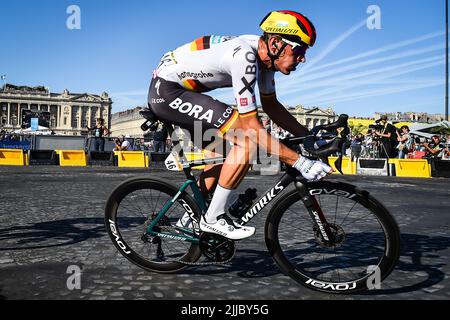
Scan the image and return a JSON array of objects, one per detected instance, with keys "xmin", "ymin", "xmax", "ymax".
[{"xmin": 0, "ymin": 0, "xmax": 447, "ymax": 117}]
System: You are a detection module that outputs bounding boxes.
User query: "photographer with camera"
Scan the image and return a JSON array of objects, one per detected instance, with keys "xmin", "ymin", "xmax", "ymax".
[
  {"xmin": 423, "ymin": 135, "xmax": 444, "ymax": 159},
  {"xmin": 396, "ymin": 125, "xmax": 413, "ymax": 159},
  {"xmin": 113, "ymin": 135, "xmax": 131, "ymax": 151},
  {"xmin": 373, "ymin": 114, "xmax": 397, "ymax": 159}
]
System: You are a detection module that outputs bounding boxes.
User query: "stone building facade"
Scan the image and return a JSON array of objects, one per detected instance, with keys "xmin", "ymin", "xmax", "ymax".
[
  {"xmin": 110, "ymin": 106, "xmax": 146, "ymax": 138},
  {"xmin": 373, "ymin": 111, "xmax": 446, "ymax": 124},
  {"xmin": 0, "ymin": 84, "xmax": 112, "ymax": 135},
  {"xmin": 259, "ymin": 105, "xmax": 337, "ymax": 130}
]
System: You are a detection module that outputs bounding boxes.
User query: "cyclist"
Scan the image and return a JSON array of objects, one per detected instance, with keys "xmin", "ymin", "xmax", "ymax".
[{"xmin": 147, "ymin": 10, "xmax": 333, "ymax": 240}]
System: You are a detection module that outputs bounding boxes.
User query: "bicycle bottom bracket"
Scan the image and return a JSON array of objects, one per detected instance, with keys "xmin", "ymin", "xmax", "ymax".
[
  {"xmin": 313, "ymin": 223, "xmax": 346, "ymax": 248},
  {"xmin": 199, "ymin": 233, "xmax": 235, "ymax": 262}
]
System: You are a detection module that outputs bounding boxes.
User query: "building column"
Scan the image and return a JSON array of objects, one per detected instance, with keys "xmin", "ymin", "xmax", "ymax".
[
  {"xmin": 78, "ymin": 106, "xmax": 82, "ymax": 130},
  {"xmin": 19, "ymin": 104, "xmax": 28, "ymax": 127},
  {"xmin": 89, "ymin": 106, "xmax": 93, "ymax": 128},
  {"xmin": 58, "ymin": 105, "xmax": 62, "ymax": 129},
  {"xmin": 7, "ymin": 102, "xmax": 10, "ymax": 126},
  {"xmin": 86, "ymin": 106, "xmax": 90, "ymax": 128}
]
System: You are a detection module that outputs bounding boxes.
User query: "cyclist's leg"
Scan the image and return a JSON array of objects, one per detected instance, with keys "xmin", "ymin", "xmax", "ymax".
[
  {"xmin": 197, "ymin": 137, "xmax": 228, "ymax": 198},
  {"xmin": 148, "ymin": 76, "xmax": 237, "ymax": 198},
  {"xmin": 203, "ymin": 116, "xmax": 257, "ymax": 220},
  {"xmin": 197, "ymin": 118, "xmax": 258, "ymax": 239},
  {"xmin": 147, "ymin": 77, "xmax": 255, "ymax": 239},
  {"xmin": 197, "ymin": 136, "xmax": 251, "ymax": 199}
]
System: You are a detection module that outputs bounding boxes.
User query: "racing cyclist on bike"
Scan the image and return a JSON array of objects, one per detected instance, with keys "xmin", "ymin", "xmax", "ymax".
[{"xmin": 147, "ymin": 10, "xmax": 333, "ymax": 241}]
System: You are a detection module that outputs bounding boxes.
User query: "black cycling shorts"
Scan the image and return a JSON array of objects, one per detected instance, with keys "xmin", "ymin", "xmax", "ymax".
[{"xmin": 148, "ymin": 77, "xmax": 239, "ymax": 149}]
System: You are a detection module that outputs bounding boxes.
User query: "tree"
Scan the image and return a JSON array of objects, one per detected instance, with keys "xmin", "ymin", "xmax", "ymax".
[{"xmin": 349, "ymin": 122, "xmax": 368, "ymax": 136}]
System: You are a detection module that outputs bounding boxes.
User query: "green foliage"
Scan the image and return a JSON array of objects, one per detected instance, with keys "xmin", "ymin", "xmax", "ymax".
[
  {"xmin": 349, "ymin": 122, "xmax": 368, "ymax": 135},
  {"xmin": 429, "ymin": 127, "xmax": 450, "ymax": 134}
]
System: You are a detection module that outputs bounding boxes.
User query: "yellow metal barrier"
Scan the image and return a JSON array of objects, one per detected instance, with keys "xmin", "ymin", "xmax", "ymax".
[
  {"xmin": 185, "ymin": 152, "xmax": 206, "ymax": 170},
  {"xmin": 56, "ymin": 150, "xmax": 87, "ymax": 167},
  {"xmin": 328, "ymin": 157, "xmax": 356, "ymax": 175},
  {"xmin": 114, "ymin": 151, "xmax": 148, "ymax": 168},
  {"xmin": 388, "ymin": 159, "xmax": 431, "ymax": 178},
  {"xmin": 0, "ymin": 149, "xmax": 27, "ymax": 166}
]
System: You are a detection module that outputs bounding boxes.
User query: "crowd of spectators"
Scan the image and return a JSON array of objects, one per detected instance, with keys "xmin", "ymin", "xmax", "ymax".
[
  {"xmin": 349, "ymin": 128, "xmax": 450, "ymax": 160},
  {"xmin": 4, "ymin": 117, "xmax": 449, "ymax": 161},
  {"xmin": 264, "ymin": 117, "xmax": 450, "ymax": 161},
  {"xmin": 0, "ymin": 129, "xmax": 20, "ymax": 141}
]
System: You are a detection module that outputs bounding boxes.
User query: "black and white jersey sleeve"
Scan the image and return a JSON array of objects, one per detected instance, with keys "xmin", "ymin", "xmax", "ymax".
[{"xmin": 227, "ymin": 42, "xmax": 260, "ymax": 114}]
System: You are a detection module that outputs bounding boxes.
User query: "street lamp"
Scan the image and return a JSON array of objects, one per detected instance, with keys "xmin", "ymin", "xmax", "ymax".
[
  {"xmin": 0, "ymin": 75, "xmax": 6, "ymax": 92},
  {"xmin": 446, "ymin": 0, "xmax": 449, "ymax": 121}
]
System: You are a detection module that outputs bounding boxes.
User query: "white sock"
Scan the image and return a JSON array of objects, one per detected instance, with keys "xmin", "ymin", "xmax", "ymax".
[{"xmin": 205, "ymin": 184, "xmax": 233, "ymax": 223}]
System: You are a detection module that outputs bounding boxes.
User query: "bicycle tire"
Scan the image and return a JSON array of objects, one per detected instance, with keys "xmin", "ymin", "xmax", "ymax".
[
  {"xmin": 105, "ymin": 177, "xmax": 202, "ymax": 273},
  {"xmin": 265, "ymin": 180, "xmax": 400, "ymax": 293}
]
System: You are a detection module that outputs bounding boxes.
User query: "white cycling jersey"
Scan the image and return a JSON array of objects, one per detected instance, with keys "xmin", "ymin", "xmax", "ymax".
[{"xmin": 153, "ymin": 35, "xmax": 275, "ymax": 114}]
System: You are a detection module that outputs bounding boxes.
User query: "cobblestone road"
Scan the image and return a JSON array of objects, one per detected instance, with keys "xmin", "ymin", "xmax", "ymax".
[{"xmin": 0, "ymin": 166, "xmax": 449, "ymax": 300}]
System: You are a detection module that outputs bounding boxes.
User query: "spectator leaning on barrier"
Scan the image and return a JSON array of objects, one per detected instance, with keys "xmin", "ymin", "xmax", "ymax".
[
  {"xmin": 442, "ymin": 145, "xmax": 450, "ymax": 160},
  {"xmin": 350, "ymin": 134, "xmax": 363, "ymax": 161},
  {"xmin": 150, "ymin": 121, "xmax": 169, "ymax": 153},
  {"xmin": 87, "ymin": 118, "xmax": 110, "ymax": 152},
  {"xmin": 114, "ymin": 135, "xmax": 131, "ymax": 151},
  {"xmin": 443, "ymin": 134, "xmax": 450, "ymax": 160},
  {"xmin": 396, "ymin": 125, "xmax": 414, "ymax": 159},
  {"xmin": 136, "ymin": 138, "xmax": 146, "ymax": 151}
]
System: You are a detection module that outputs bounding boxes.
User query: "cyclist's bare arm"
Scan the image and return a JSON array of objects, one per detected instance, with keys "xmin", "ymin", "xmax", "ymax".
[{"xmin": 260, "ymin": 93, "xmax": 309, "ymax": 137}]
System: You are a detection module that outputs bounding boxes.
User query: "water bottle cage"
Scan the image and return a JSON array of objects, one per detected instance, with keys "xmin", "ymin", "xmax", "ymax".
[{"xmin": 228, "ymin": 189, "xmax": 257, "ymax": 219}]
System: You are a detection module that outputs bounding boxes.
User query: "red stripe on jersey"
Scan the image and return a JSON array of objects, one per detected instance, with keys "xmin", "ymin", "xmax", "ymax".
[
  {"xmin": 185, "ymin": 79, "xmax": 209, "ymax": 92},
  {"xmin": 195, "ymin": 37, "xmax": 204, "ymax": 50}
]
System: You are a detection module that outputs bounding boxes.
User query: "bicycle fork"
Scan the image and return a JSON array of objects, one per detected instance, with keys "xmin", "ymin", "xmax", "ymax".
[{"xmin": 295, "ymin": 182, "xmax": 334, "ymax": 243}]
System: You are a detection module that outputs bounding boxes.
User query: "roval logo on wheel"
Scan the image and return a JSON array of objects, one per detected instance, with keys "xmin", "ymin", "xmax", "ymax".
[
  {"xmin": 305, "ymin": 279, "xmax": 357, "ymax": 291},
  {"xmin": 309, "ymin": 188, "xmax": 357, "ymax": 199},
  {"xmin": 108, "ymin": 219, "xmax": 131, "ymax": 255}
]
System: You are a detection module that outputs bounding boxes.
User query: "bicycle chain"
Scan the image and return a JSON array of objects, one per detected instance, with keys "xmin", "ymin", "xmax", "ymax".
[
  {"xmin": 151, "ymin": 226, "xmax": 236, "ymax": 267},
  {"xmin": 177, "ymin": 245, "xmax": 236, "ymax": 267}
]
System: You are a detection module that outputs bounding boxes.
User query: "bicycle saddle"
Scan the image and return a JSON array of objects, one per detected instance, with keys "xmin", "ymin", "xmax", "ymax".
[{"xmin": 139, "ymin": 108, "xmax": 159, "ymax": 131}]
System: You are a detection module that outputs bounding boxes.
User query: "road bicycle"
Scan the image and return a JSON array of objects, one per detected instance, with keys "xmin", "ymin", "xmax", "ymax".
[{"xmin": 105, "ymin": 111, "xmax": 401, "ymax": 293}]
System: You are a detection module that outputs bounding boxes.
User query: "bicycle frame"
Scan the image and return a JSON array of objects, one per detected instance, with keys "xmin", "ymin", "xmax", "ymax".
[
  {"xmin": 145, "ymin": 122, "xmax": 335, "ymax": 244},
  {"xmin": 146, "ymin": 159, "xmax": 333, "ymax": 244}
]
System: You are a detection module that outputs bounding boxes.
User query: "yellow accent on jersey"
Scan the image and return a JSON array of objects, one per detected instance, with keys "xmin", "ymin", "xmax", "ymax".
[
  {"xmin": 218, "ymin": 111, "xmax": 239, "ymax": 136},
  {"xmin": 239, "ymin": 111, "xmax": 258, "ymax": 118}
]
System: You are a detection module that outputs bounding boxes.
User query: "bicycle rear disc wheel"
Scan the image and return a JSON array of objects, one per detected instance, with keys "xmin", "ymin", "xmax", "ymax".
[
  {"xmin": 105, "ymin": 177, "xmax": 202, "ymax": 273},
  {"xmin": 265, "ymin": 181, "xmax": 400, "ymax": 293}
]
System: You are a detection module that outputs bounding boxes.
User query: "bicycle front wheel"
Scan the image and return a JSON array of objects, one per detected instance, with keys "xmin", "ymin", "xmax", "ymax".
[
  {"xmin": 105, "ymin": 177, "xmax": 202, "ymax": 273},
  {"xmin": 265, "ymin": 181, "xmax": 400, "ymax": 293}
]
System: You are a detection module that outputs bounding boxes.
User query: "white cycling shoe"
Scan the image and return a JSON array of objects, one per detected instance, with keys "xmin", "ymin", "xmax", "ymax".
[{"xmin": 199, "ymin": 214, "xmax": 255, "ymax": 240}]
